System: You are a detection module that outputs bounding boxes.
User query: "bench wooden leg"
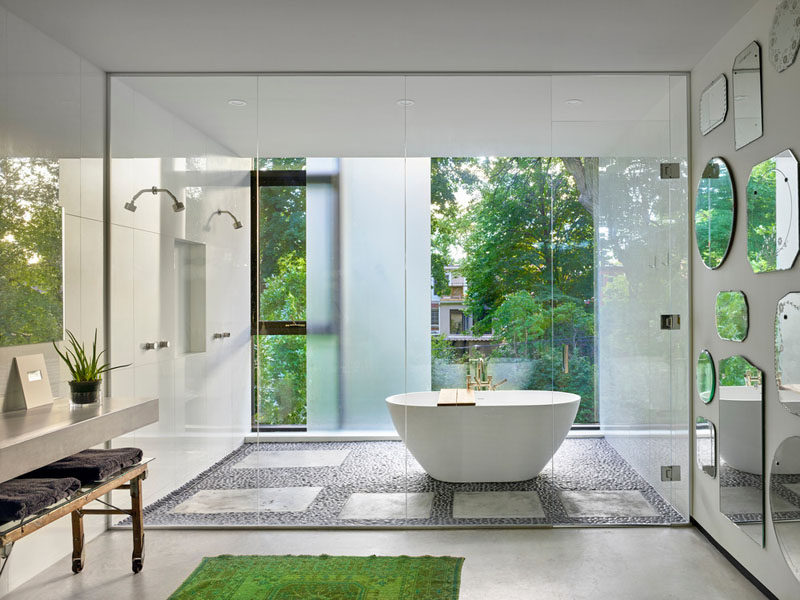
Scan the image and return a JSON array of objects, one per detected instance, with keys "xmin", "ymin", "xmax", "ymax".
[
  {"xmin": 70, "ymin": 511, "xmax": 85, "ymax": 574},
  {"xmin": 130, "ymin": 475, "xmax": 144, "ymax": 573}
]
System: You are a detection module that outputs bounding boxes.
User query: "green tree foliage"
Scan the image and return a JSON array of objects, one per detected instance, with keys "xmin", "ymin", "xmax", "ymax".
[
  {"xmin": 430, "ymin": 158, "xmax": 479, "ymax": 296},
  {"xmin": 715, "ymin": 291, "xmax": 747, "ymax": 341},
  {"xmin": 746, "ymin": 158, "xmax": 778, "ymax": 272},
  {"xmin": 719, "ymin": 355, "xmax": 761, "ymax": 388},
  {"xmin": 256, "ymin": 252, "xmax": 307, "ymax": 425},
  {"xmin": 0, "ymin": 157, "xmax": 63, "ymax": 347}
]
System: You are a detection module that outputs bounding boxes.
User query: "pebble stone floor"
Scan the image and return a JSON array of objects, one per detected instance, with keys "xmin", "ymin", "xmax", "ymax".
[{"xmin": 120, "ymin": 438, "xmax": 686, "ymax": 527}]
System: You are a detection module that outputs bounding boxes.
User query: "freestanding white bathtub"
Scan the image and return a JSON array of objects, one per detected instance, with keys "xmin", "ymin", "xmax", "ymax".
[{"xmin": 386, "ymin": 390, "xmax": 580, "ymax": 483}]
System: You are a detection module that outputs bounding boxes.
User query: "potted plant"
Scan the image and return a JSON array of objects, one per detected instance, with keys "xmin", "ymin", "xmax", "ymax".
[{"xmin": 53, "ymin": 329, "xmax": 128, "ymax": 405}]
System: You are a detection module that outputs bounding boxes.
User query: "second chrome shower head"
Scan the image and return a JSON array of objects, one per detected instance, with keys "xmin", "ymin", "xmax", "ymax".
[{"xmin": 216, "ymin": 209, "xmax": 243, "ymax": 229}]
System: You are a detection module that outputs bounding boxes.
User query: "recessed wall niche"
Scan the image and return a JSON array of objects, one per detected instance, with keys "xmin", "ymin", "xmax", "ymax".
[{"xmin": 175, "ymin": 239, "xmax": 207, "ymax": 354}]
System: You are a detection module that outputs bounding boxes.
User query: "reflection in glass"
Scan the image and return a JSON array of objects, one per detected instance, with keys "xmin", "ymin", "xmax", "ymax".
[
  {"xmin": 695, "ymin": 157, "xmax": 734, "ymax": 269},
  {"xmin": 719, "ymin": 355, "xmax": 764, "ymax": 545},
  {"xmin": 697, "ymin": 350, "xmax": 715, "ymax": 404},
  {"xmin": 775, "ymin": 292, "xmax": 800, "ymax": 417},
  {"xmin": 715, "ymin": 291, "xmax": 748, "ymax": 342},
  {"xmin": 747, "ymin": 149, "xmax": 799, "ymax": 273},
  {"xmin": 699, "ymin": 75, "xmax": 727, "ymax": 136},
  {"xmin": 733, "ymin": 42, "xmax": 763, "ymax": 150},
  {"xmin": 696, "ymin": 416, "xmax": 717, "ymax": 478},
  {"xmin": 0, "ymin": 157, "xmax": 64, "ymax": 346},
  {"xmin": 770, "ymin": 436, "xmax": 800, "ymax": 583}
]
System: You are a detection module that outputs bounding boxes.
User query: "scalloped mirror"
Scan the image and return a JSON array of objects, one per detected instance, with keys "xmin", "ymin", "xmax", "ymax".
[
  {"xmin": 716, "ymin": 291, "xmax": 748, "ymax": 341},
  {"xmin": 697, "ymin": 350, "xmax": 716, "ymax": 404},
  {"xmin": 775, "ymin": 292, "xmax": 800, "ymax": 417},
  {"xmin": 695, "ymin": 157, "xmax": 734, "ymax": 269},
  {"xmin": 770, "ymin": 436, "xmax": 800, "ymax": 583},
  {"xmin": 747, "ymin": 149, "xmax": 799, "ymax": 273},
  {"xmin": 700, "ymin": 75, "xmax": 727, "ymax": 135},
  {"xmin": 719, "ymin": 355, "xmax": 763, "ymax": 546},
  {"xmin": 696, "ymin": 417, "xmax": 717, "ymax": 478}
]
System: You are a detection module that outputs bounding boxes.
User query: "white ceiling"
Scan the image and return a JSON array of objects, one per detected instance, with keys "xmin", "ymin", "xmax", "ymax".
[
  {"xmin": 0, "ymin": 0, "xmax": 758, "ymax": 72},
  {"xmin": 116, "ymin": 74, "xmax": 686, "ymax": 158}
]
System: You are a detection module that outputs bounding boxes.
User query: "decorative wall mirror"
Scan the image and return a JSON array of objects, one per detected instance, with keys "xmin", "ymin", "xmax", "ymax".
[
  {"xmin": 715, "ymin": 291, "xmax": 748, "ymax": 341},
  {"xmin": 733, "ymin": 42, "xmax": 763, "ymax": 150},
  {"xmin": 719, "ymin": 355, "xmax": 763, "ymax": 546},
  {"xmin": 770, "ymin": 436, "xmax": 800, "ymax": 582},
  {"xmin": 697, "ymin": 350, "xmax": 716, "ymax": 404},
  {"xmin": 699, "ymin": 75, "xmax": 728, "ymax": 135},
  {"xmin": 695, "ymin": 157, "xmax": 734, "ymax": 269},
  {"xmin": 696, "ymin": 416, "xmax": 717, "ymax": 478},
  {"xmin": 747, "ymin": 149, "xmax": 800, "ymax": 273},
  {"xmin": 770, "ymin": 0, "xmax": 800, "ymax": 73},
  {"xmin": 775, "ymin": 292, "xmax": 800, "ymax": 417}
]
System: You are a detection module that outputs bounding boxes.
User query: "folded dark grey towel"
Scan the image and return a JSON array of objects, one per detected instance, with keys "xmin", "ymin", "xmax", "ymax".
[
  {"xmin": 0, "ymin": 477, "xmax": 81, "ymax": 523},
  {"xmin": 25, "ymin": 447, "xmax": 143, "ymax": 485}
]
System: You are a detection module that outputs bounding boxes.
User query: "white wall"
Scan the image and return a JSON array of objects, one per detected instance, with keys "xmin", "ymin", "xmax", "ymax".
[
  {"xmin": 0, "ymin": 7, "xmax": 105, "ymax": 595},
  {"xmin": 108, "ymin": 78, "xmax": 253, "ymax": 506},
  {"xmin": 691, "ymin": 1, "xmax": 800, "ymax": 597}
]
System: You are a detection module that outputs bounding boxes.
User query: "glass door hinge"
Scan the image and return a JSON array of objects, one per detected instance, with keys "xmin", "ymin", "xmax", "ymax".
[
  {"xmin": 660, "ymin": 314, "xmax": 680, "ymax": 330},
  {"xmin": 661, "ymin": 465, "xmax": 681, "ymax": 481},
  {"xmin": 660, "ymin": 163, "xmax": 680, "ymax": 179}
]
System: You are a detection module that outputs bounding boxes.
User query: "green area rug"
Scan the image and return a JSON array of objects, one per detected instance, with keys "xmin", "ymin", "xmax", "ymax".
[{"xmin": 168, "ymin": 554, "xmax": 464, "ymax": 599}]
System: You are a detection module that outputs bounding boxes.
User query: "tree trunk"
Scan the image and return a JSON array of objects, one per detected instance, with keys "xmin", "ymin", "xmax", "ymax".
[{"xmin": 562, "ymin": 157, "xmax": 599, "ymax": 216}]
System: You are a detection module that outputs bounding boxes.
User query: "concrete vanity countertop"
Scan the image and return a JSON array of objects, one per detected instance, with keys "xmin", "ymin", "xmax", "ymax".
[{"xmin": 0, "ymin": 397, "xmax": 158, "ymax": 482}]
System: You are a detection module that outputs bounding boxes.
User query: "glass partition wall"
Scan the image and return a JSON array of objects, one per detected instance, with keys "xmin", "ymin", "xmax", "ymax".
[{"xmin": 109, "ymin": 74, "xmax": 689, "ymax": 527}]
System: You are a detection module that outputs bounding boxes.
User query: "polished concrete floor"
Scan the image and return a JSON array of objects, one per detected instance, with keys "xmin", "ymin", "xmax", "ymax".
[{"xmin": 3, "ymin": 527, "xmax": 765, "ymax": 599}]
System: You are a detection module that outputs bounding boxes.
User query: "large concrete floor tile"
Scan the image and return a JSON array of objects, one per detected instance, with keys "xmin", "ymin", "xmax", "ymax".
[
  {"xmin": 338, "ymin": 493, "xmax": 433, "ymax": 520},
  {"xmin": 171, "ymin": 487, "xmax": 322, "ymax": 514},
  {"xmin": 234, "ymin": 450, "xmax": 350, "ymax": 469},
  {"xmin": 560, "ymin": 490, "xmax": 659, "ymax": 517},
  {"xmin": 452, "ymin": 491, "xmax": 545, "ymax": 519}
]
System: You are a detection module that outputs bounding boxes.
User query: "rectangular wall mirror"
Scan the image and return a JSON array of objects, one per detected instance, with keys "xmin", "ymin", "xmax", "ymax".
[
  {"xmin": 733, "ymin": 41, "xmax": 763, "ymax": 150},
  {"xmin": 719, "ymin": 355, "xmax": 764, "ymax": 546},
  {"xmin": 696, "ymin": 416, "xmax": 717, "ymax": 478},
  {"xmin": 0, "ymin": 158, "xmax": 64, "ymax": 347}
]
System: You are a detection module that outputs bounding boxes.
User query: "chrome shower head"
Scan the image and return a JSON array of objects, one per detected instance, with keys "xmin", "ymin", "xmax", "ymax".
[
  {"xmin": 216, "ymin": 209, "xmax": 243, "ymax": 230},
  {"xmin": 127, "ymin": 186, "xmax": 184, "ymax": 214}
]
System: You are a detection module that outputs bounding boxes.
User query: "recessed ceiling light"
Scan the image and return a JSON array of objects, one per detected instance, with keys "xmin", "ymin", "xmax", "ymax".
[
  {"xmin": 396, "ymin": 99, "xmax": 415, "ymax": 106},
  {"xmin": 227, "ymin": 99, "xmax": 247, "ymax": 107},
  {"xmin": 565, "ymin": 98, "xmax": 583, "ymax": 106}
]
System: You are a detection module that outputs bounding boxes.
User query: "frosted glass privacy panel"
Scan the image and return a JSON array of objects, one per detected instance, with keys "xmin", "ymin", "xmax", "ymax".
[
  {"xmin": 695, "ymin": 417, "xmax": 717, "ymax": 478},
  {"xmin": 733, "ymin": 42, "xmax": 763, "ymax": 150},
  {"xmin": 715, "ymin": 291, "xmax": 748, "ymax": 342},
  {"xmin": 699, "ymin": 75, "xmax": 727, "ymax": 136},
  {"xmin": 696, "ymin": 350, "xmax": 715, "ymax": 404},
  {"xmin": 775, "ymin": 292, "xmax": 800, "ymax": 417},
  {"xmin": 770, "ymin": 436, "xmax": 800, "ymax": 583},
  {"xmin": 719, "ymin": 355, "xmax": 763, "ymax": 546},
  {"xmin": 695, "ymin": 157, "xmax": 734, "ymax": 269},
  {"xmin": 747, "ymin": 149, "xmax": 800, "ymax": 273}
]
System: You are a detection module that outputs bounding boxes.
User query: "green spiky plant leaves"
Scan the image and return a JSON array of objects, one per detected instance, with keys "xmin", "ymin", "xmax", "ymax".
[{"xmin": 53, "ymin": 329, "xmax": 129, "ymax": 382}]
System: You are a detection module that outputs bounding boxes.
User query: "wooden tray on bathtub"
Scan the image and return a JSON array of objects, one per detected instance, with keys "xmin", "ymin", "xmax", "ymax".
[{"xmin": 437, "ymin": 388, "xmax": 476, "ymax": 406}]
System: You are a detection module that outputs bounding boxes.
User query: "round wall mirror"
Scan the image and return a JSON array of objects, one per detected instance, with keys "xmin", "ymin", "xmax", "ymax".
[
  {"xmin": 775, "ymin": 292, "xmax": 800, "ymax": 417},
  {"xmin": 697, "ymin": 350, "xmax": 716, "ymax": 404},
  {"xmin": 695, "ymin": 157, "xmax": 734, "ymax": 269},
  {"xmin": 770, "ymin": 436, "xmax": 800, "ymax": 582},
  {"xmin": 747, "ymin": 149, "xmax": 799, "ymax": 273},
  {"xmin": 716, "ymin": 290, "xmax": 749, "ymax": 342}
]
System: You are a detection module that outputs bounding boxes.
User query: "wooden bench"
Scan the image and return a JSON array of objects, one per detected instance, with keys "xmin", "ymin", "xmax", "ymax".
[{"xmin": 0, "ymin": 460, "xmax": 150, "ymax": 574}]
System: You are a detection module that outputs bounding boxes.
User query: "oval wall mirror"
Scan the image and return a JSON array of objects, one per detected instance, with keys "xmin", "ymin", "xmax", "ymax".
[
  {"xmin": 747, "ymin": 149, "xmax": 800, "ymax": 273},
  {"xmin": 770, "ymin": 436, "xmax": 800, "ymax": 582},
  {"xmin": 719, "ymin": 355, "xmax": 763, "ymax": 546},
  {"xmin": 716, "ymin": 291, "xmax": 748, "ymax": 341},
  {"xmin": 770, "ymin": 0, "xmax": 800, "ymax": 73},
  {"xmin": 696, "ymin": 416, "xmax": 717, "ymax": 478},
  {"xmin": 775, "ymin": 292, "xmax": 800, "ymax": 418},
  {"xmin": 695, "ymin": 157, "xmax": 735, "ymax": 269},
  {"xmin": 697, "ymin": 350, "xmax": 716, "ymax": 404}
]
